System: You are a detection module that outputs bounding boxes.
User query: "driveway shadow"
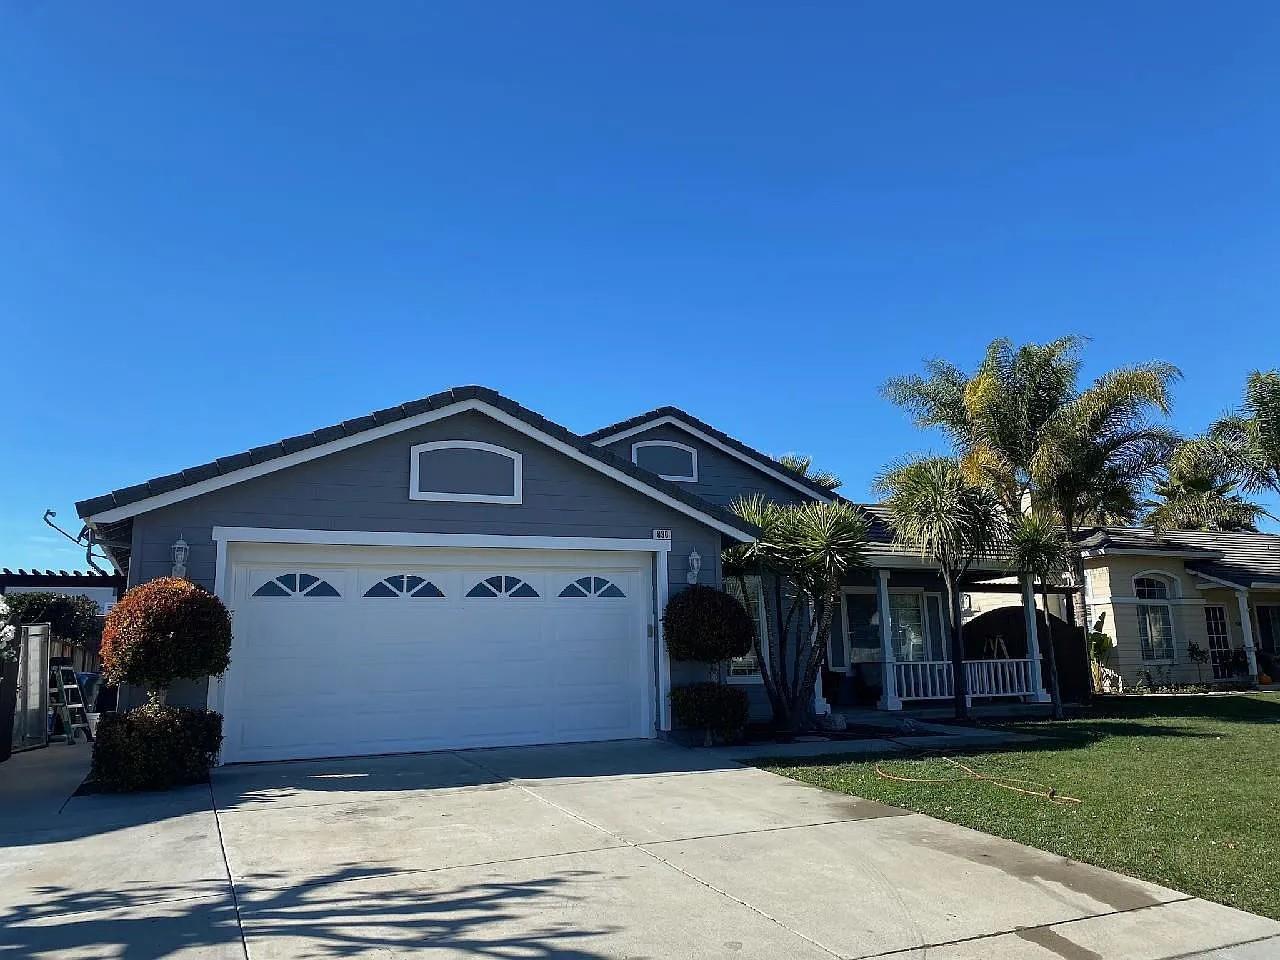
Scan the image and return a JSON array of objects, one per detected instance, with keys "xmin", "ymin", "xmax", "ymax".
[{"xmin": 0, "ymin": 866, "xmax": 614, "ymax": 959}]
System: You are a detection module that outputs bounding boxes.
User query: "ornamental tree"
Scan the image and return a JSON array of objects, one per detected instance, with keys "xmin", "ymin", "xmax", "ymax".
[{"xmin": 101, "ymin": 578, "xmax": 232, "ymax": 702}]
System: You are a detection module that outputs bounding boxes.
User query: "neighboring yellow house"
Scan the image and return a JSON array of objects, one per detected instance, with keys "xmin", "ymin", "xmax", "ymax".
[{"xmin": 1076, "ymin": 527, "xmax": 1280, "ymax": 687}]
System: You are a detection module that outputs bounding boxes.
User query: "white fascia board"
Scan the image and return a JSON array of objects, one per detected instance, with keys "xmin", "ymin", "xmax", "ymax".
[
  {"xmin": 86, "ymin": 400, "xmax": 754, "ymax": 542},
  {"xmin": 211, "ymin": 527, "xmax": 673, "ymax": 553},
  {"xmin": 1191, "ymin": 569, "xmax": 1250, "ymax": 591},
  {"xmin": 865, "ymin": 553, "xmax": 1014, "ymax": 573},
  {"xmin": 592, "ymin": 415, "xmax": 833, "ymax": 504},
  {"xmin": 1080, "ymin": 547, "xmax": 1217, "ymax": 560}
]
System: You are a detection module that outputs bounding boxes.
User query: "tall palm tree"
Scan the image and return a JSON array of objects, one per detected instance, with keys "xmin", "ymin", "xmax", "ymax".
[
  {"xmin": 1182, "ymin": 370, "xmax": 1280, "ymax": 495},
  {"xmin": 1031, "ymin": 367, "xmax": 1182, "ymax": 617},
  {"xmin": 1008, "ymin": 513, "xmax": 1069, "ymax": 719},
  {"xmin": 884, "ymin": 337, "xmax": 1181, "ymax": 623},
  {"xmin": 1145, "ymin": 446, "xmax": 1269, "ymax": 532},
  {"xmin": 776, "ymin": 454, "xmax": 842, "ymax": 492},
  {"xmin": 875, "ymin": 458, "xmax": 1008, "ymax": 719},
  {"xmin": 723, "ymin": 495, "xmax": 869, "ymax": 731},
  {"xmin": 882, "ymin": 336, "xmax": 1085, "ymax": 515}
]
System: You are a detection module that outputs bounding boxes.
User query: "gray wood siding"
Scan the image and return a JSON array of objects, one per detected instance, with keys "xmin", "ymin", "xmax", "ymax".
[
  {"xmin": 598, "ymin": 423, "xmax": 813, "ymax": 508},
  {"xmin": 127, "ymin": 410, "xmax": 725, "ymax": 709}
]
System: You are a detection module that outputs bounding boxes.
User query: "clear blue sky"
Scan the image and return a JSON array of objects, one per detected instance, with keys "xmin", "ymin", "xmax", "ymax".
[{"xmin": 3, "ymin": 2, "xmax": 1277, "ymax": 570}]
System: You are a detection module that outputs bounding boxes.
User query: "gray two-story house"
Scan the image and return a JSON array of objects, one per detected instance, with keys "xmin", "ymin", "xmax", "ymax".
[{"xmin": 77, "ymin": 386, "xmax": 1051, "ymax": 763}]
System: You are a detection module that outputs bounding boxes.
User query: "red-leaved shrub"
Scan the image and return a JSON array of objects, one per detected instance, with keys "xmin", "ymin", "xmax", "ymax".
[{"xmin": 101, "ymin": 577, "xmax": 232, "ymax": 697}]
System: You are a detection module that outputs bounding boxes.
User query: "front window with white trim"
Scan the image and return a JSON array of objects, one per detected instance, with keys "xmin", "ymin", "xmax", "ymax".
[
  {"xmin": 1134, "ymin": 575, "xmax": 1176, "ymax": 661},
  {"xmin": 632, "ymin": 440, "xmax": 698, "ymax": 482},
  {"xmin": 724, "ymin": 576, "xmax": 766, "ymax": 680},
  {"xmin": 890, "ymin": 592, "xmax": 947, "ymax": 662}
]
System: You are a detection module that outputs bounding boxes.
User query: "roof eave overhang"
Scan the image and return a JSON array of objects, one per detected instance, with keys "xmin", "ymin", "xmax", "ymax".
[
  {"xmin": 589, "ymin": 414, "xmax": 834, "ymax": 504},
  {"xmin": 1080, "ymin": 547, "xmax": 1219, "ymax": 560},
  {"xmin": 79, "ymin": 398, "xmax": 757, "ymax": 544}
]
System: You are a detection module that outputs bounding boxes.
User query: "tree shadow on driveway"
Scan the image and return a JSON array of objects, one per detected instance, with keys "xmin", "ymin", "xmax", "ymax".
[{"xmin": 1, "ymin": 865, "xmax": 614, "ymax": 959}]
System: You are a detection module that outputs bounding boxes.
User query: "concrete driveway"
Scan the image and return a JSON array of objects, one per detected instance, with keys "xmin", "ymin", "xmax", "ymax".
[{"xmin": 2, "ymin": 740, "xmax": 1277, "ymax": 959}]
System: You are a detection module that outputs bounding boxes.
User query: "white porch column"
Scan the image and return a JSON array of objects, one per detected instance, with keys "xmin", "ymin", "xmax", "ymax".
[
  {"xmin": 1237, "ymin": 590, "xmax": 1260, "ymax": 680},
  {"xmin": 656, "ymin": 549, "xmax": 672, "ymax": 731},
  {"xmin": 877, "ymin": 568, "xmax": 901, "ymax": 710},
  {"xmin": 1021, "ymin": 574, "xmax": 1051, "ymax": 702},
  {"xmin": 813, "ymin": 669, "xmax": 831, "ymax": 716},
  {"xmin": 808, "ymin": 600, "xmax": 832, "ymax": 716}
]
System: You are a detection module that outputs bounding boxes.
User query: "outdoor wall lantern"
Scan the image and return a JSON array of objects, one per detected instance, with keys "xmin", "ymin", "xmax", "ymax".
[
  {"xmin": 686, "ymin": 549, "xmax": 701, "ymax": 584},
  {"xmin": 172, "ymin": 537, "xmax": 189, "ymax": 579}
]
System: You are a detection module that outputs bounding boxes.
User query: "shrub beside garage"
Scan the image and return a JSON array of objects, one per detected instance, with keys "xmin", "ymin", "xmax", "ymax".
[
  {"xmin": 91, "ymin": 577, "xmax": 232, "ymax": 791},
  {"xmin": 663, "ymin": 584, "xmax": 753, "ymax": 744}
]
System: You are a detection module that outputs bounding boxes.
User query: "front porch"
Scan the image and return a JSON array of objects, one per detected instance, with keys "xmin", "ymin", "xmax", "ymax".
[{"xmin": 818, "ymin": 563, "xmax": 1070, "ymax": 713}]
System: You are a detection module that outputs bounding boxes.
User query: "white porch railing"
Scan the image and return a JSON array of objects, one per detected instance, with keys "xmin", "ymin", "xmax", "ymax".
[
  {"xmin": 966, "ymin": 659, "xmax": 1036, "ymax": 699},
  {"xmin": 893, "ymin": 659, "xmax": 1038, "ymax": 701},
  {"xmin": 894, "ymin": 661, "xmax": 953, "ymax": 700}
]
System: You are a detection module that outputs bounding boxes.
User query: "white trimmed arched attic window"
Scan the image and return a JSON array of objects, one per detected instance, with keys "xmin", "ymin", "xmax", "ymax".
[
  {"xmin": 409, "ymin": 440, "xmax": 522, "ymax": 504},
  {"xmin": 631, "ymin": 440, "xmax": 698, "ymax": 482},
  {"xmin": 1133, "ymin": 572, "xmax": 1178, "ymax": 662}
]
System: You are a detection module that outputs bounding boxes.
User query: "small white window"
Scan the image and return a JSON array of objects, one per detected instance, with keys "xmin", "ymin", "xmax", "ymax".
[
  {"xmin": 632, "ymin": 440, "xmax": 698, "ymax": 482},
  {"xmin": 410, "ymin": 441, "xmax": 522, "ymax": 504},
  {"xmin": 466, "ymin": 575, "xmax": 540, "ymax": 599},
  {"xmin": 558, "ymin": 576, "xmax": 626, "ymax": 598},
  {"xmin": 252, "ymin": 573, "xmax": 341, "ymax": 598}
]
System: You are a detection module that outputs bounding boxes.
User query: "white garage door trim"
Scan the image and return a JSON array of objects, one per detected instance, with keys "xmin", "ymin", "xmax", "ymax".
[{"xmin": 210, "ymin": 527, "xmax": 673, "ymax": 762}]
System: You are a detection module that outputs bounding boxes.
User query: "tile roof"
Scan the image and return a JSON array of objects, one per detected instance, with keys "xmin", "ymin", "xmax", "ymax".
[
  {"xmin": 584, "ymin": 406, "xmax": 839, "ymax": 500},
  {"xmin": 1075, "ymin": 526, "xmax": 1280, "ymax": 588},
  {"xmin": 75, "ymin": 386, "xmax": 759, "ymax": 540}
]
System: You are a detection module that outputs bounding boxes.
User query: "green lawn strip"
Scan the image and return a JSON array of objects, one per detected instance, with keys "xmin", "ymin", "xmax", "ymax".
[{"xmin": 756, "ymin": 694, "xmax": 1280, "ymax": 920}]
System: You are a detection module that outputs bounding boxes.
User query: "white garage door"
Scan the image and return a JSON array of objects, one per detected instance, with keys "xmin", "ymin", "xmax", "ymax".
[{"xmin": 219, "ymin": 544, "xmax": 654, "ymax": 762}]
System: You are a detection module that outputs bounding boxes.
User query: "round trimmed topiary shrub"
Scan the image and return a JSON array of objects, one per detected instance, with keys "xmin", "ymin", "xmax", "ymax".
[
  {"xmin": 670, "ymin": 682, "xmax": 750, "ymax": 744},
  {"xmin": 662, "ymin": 584, "xmax": 753, "ymax": 663},
  {"xmin": 101, "ymin": 577, "xmax": 232, "ymax": 700},
  {"xmin": 94, "ymin": 578, "xmax": 232, "ymax": 791}
]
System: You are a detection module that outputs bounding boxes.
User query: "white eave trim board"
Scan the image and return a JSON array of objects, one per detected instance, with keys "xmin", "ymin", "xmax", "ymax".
[
  {"xmin": 592, "ymin": 415, "xmax": 832, "ymax": 503},
  {"xmin": 1079, "ymin": 547, "xmax": 1219, "ymax": 560},
  {"xmin": 85, "ymin": 400, "xmax": 755, "ymax": 542},
  {"xmin": 1190, "ymin": 569, "xmax": 1251, "ymax": 592},
  {"xmin": 212, "ymin": 528, "xmax": 674, "ymax": 553}
]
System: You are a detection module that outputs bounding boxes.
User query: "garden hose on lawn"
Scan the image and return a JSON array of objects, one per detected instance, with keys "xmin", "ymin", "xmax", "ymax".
[{"xmin": 874, "ymin": 755, "xmax": 1083, "ymax": 806}]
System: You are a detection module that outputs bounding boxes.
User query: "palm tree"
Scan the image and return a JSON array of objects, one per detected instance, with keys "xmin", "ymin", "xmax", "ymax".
[
  {"xmin": 1182, "ymin": 370, "xmax": 1280, "ymax": 495},
  {"xmin": 1145, "ymin": 446, "xmax": 1269, "ymax": 532},
  {"xmin": 1008, "ymin": 513, "xmax": 1069, "ymax": 719},
  {"xmin": 882, "ymin": 337, "xmax": 1085, "ymax": 515},
  {"xmin": 884, "ymin": 338, "xmax": 1182, "ymax": 624},
  {"xmin": 723, "ymin": 496, "xmax": 868, "ymax": 732},
  {"xmin": 1030, "ymin": 367, "xmax": 1182, "ymax": 618},
  {"xmin": 776, "ymin": 454, "xmax": 842, "ymax": 492},
  {"xmin": 875, "ymin": 458, "xmax": 1008, "ymax": 719}
]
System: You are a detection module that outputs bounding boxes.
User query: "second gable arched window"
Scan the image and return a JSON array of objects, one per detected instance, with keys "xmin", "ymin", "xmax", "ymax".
[{"xmin": 632, "ymin": 440, "xmax": 697, "ymax": 482}]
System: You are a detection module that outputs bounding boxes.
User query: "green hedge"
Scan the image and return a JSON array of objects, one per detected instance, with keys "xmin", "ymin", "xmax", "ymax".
[
  {"xmin": 670, "ymin": 682, "xmax": 750, "ymax": 743},
  {"xmin": 90, "ymin": 703, "xmax": 223, "ymax": 792},
  {"xmin": 1, "ymin": 592, "xmax": 101, "ymax": 662}
]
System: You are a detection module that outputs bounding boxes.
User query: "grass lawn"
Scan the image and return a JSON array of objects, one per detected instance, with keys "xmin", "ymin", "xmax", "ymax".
[{"xmin": 758, "ymin": 693, "xmax": 1280, "ymax": 920}]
